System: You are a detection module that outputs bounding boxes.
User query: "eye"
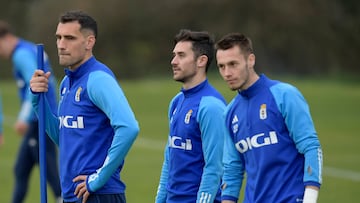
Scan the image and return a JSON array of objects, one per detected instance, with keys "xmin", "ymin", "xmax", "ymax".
[
  {"xmin": 229, "ymin": 61, "xmax": 236, "ymax": 67},
  {"xmin": 178, "ymin": 53, "xmax": 185, "ymax": 58},
  {"xmin": 65, "ymin": 36, "xmax": 76, "ymax": 40},
  {"xmin": 218, "ymin": 64, "xmax": 225, "ymax": 69}
]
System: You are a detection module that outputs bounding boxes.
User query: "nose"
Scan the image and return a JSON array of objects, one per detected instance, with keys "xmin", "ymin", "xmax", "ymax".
[
  {"xmin": 171, "ymin": 56, "xmax": 178, "ymax": 66},
  {"xmin": 57, "ymin": 38, "xmax": 65, "ymax": 50},
  {"xmin": 220, "ymin": 66, "xmax": 231, "ymax": 77}
]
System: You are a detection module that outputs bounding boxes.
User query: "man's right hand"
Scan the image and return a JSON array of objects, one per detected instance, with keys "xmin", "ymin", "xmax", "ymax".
[{"xmin": 30, "ymin": 70, "xmax": 51, "ymax": 93}]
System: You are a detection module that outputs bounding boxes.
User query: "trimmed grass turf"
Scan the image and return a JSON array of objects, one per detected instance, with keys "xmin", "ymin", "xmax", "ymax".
[{"xmin": 0, "ymin": 75, "xmax": 359, "ymax": 202}]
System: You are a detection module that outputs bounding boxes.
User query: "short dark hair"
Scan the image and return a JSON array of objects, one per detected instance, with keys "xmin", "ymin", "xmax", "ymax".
[
  {"xmin": 0, "ymin": 20, "xmax": 12, "ymax": 38},
  {"xmin": 174, "ymin": 29, "xmax": 215, "ymax": 72},
  {"xmin": 215, "ymin": 33, "xmax": 254, "ymax": 58},
  {"xmin": 59, "ymin": 10, "xmax": 98, "ymax": 39}
]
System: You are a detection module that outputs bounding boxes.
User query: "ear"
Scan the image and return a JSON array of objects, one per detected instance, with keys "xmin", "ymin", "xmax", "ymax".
[
  {"xmin": 197, "ymin": 55, "xmax": 208, "ymax": 68},
  {"xmin": 86, "ymin": 35, "xmax": 96, "ymax": 50},
  {"xmin": 247, "ymin": 53, "xmax": 255, "ymax": 68}
]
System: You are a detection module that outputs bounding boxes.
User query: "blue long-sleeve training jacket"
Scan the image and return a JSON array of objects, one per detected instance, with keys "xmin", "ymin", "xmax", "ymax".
[
  {"xmin": 13, "ymin": 39, "xmax": 57, "ymax": 121},
  {"xmin": 32, "ymin": 56, "xmax": 139, "ymax": 201},
  {"xmin": 222, "ymin": 74, "xmax": 323, "ymax": 203},
  {"xmin": 156, "ymin": 79, "xmax": 226, "ymax": 203}
]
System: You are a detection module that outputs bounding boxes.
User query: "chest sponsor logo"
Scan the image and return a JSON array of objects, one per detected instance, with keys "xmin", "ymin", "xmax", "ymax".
[
  {"xmin": 235, "ymin": 131, "xmax": 278, "ymax": 153},
  {"xmin": 59, "ymin": 115, "xmax": 84, "ymax": 129},
  {"xmin": 168, "ymin": 136, "xmax": 192, "ymax": 150}
]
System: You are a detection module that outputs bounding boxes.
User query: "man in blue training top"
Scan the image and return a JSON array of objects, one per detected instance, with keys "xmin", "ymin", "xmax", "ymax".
[
  {"xmin": 215, "ymin": 33, "xmax": 323, "ymax": 203},
  {"xmin": 0, "ymin": 20, "xmax": 62, "ymax": 203},
  {"xmin": 30, "ymin": 10, "xmax": 139, "ymax": 203},
  {"xmin": 155, "ymin": 29, "xmax": 226, "ymax": 203}
]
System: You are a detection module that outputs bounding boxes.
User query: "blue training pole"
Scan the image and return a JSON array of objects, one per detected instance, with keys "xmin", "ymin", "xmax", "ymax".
[{"xmin": 37, "ymin": 44, "xmax": 48, "ymax": 203}]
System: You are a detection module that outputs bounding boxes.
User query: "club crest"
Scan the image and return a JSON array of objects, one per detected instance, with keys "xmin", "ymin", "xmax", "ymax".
[
  {"xmin": 75, "ymin": 87, "xmax": 82, "ymax": 102},
  {"xmin": 184, "ymin": 109, "xmax": 193, "ymax": 124},
  {"xmin": 260, "ymin": 104, "xmax": 267, "ymax": 120}
]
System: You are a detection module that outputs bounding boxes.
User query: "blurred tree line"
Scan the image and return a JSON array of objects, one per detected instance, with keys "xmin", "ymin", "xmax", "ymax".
[{"xmin": 0, "ymin": 0, "xmax": 359, "ymax": 79}]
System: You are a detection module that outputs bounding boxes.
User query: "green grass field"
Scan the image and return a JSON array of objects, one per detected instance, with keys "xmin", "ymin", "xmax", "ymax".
[{"xmin": 0, "ymin": 75, "xmax": 359, "ymax": 202}]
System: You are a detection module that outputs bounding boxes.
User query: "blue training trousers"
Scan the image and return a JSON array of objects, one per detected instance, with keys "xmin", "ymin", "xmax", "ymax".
[
  {"xmin": 11, "ymin": 121, "xmax": 61, "ymax": 203},
  {"xmin": 64, "ymin": 194, "xmax": 126, "ymax": 203}
]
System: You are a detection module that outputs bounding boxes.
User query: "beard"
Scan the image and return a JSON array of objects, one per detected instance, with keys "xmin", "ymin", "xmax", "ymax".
[
  {"xmin": 173, "ymin": 70, "xmax": 197, "ymax": 84},
  {"xmin": 228, "ymin": 63, "xmax": 251, "ymax": 91},
  {"xmin": 59, "ymin": 55, "xmax": 83, "ymax": 70}
]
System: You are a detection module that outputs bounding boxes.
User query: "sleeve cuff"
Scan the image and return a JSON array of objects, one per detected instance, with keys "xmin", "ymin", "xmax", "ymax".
[
  {"xmin": 304, "ymin": 181, "xmax": 321, "ymax": 188},
  {"xmin": 221, "ymin": 195, "xmax": 238, "ymax": 202},
  {"xmin": 86, "ymin": 176, "xmax": 94, "ymax": 193}
]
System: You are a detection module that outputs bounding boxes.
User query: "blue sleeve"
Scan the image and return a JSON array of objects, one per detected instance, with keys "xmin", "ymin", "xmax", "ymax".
[
  {"xmin": 196, "ymin": 96, "xmax": 226, "ymax": 202},
  {"xmin": 221, "ymin": 99, "xmax": 245, "ymax": 202},
  {"xmin": 271, "ymin": 83, "xmax": 323, "ymax": 187},
  {"xmin": 31, "ymin": 89, "xmax": 60, "ymax": 145},
  {"xmin": 13, "ymin": 49, "xmax": 37, "ymax": 122},
  {"xmin": 86, "ymin": 71, "xmax": 139, "ymax": 192},
  {"xmin": 155, "ymin": 143, "xmax": 169, "ymax": 203}
]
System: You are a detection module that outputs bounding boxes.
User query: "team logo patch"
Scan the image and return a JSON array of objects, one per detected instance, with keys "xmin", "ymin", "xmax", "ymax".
[
  {"xmin": 75, "ymin": 87, "xmax": 83, "ymax": 102},
  {"xmin": 184, "ymin": 109, "xmax": 193, "ymax": 124},
  {"xmin": 259, "ymin": 104, "xmax": 267, "ymax": 120}
]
